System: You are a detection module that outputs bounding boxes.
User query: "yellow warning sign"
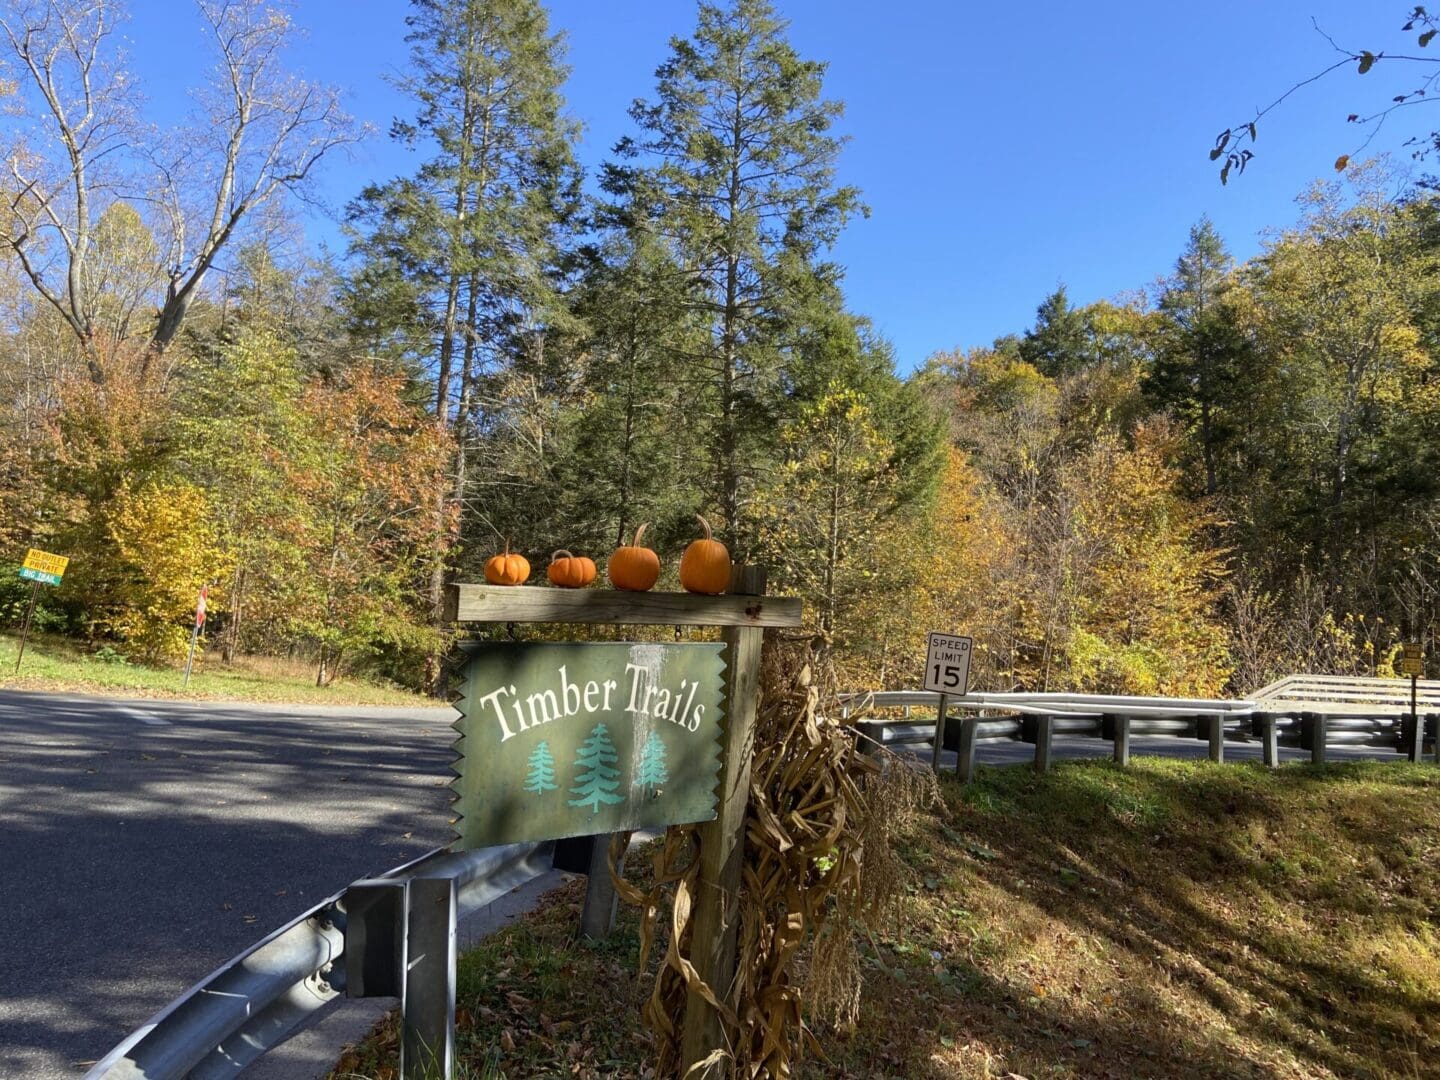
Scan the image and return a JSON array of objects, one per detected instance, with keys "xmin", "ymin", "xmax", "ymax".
[{"xmin": 22, "ymin": 549, "xmax": 68, "ymax": 576}]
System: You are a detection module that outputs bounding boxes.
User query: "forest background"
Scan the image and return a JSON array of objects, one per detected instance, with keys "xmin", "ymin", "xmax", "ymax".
[{"xmin": 1, "ymin": 0, "xmax": 1437, "ymax": 696}]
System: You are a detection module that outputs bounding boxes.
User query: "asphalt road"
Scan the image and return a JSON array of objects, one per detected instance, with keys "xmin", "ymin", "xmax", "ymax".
[
  {"xmin": 0, "ymin": 690, "xmax": 456, "ymax": 1079},
  {"xmin": 0, "ymin": 692, "xmax": 1414, "ymax": 1078}
]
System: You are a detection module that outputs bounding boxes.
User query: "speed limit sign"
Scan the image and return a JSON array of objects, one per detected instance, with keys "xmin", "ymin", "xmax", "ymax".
[{"xmin": 924, "ymin": 632, "xmax": 973, "ymax": 695}]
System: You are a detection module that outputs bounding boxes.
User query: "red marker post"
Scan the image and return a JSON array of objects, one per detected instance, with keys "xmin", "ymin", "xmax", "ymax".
[{"xmin": 183, "ymin": 584, "xmax": 207, "ymax": 689}]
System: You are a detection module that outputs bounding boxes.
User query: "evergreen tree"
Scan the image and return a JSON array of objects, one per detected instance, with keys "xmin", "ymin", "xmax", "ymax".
[
  {"xmin": 633, "ymin": 730, "xmax": 669, "ymax": 790},
  {"xmin": 604, "ymin": 0, "xmax": 862, "ymax": 550},
  {"xmin": 347, "ymin": 0, "xmax": 582, "ymax": 628},
  {"xmin": 1147, "ymin": 218, "xmax": 1248, "ymax": 496},
  {"xmin": 504, "ymin": 214, "xmax": 708, "ymax": 554},
  {"xmin": 524, "ymin": 740, "xmax": 558, "ymax": 794},
  {"xmin": 568, "ymin": 723, "xmax": 625, "ymax": 810},
  {"xmin": 1019, "ymin": 285, "xmax": 1092, "ymax": 378}
]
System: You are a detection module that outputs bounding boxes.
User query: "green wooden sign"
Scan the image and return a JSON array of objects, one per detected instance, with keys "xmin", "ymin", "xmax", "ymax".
[{"xmin": 450, "ymin": 642, "xmax": 726, "ymax": 849}]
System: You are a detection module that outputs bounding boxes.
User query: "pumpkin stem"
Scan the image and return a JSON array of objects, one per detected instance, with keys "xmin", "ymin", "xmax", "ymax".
[
  {"xmin": 503, "ymin": 538, "xmax": 511, "ymax": 556},
  {"xmin": 633, "ymin": 522, "xmax": 650, "ymax": 548},
  {"xmin": 695, "ymin": 513, "xmax": 713, "ymax": 542},
  {"xmin": 551, "ymin": 550, "xmax": 572, "ymax": 562}
]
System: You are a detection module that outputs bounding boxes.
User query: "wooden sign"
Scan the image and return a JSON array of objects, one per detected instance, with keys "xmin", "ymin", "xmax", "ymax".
[
  {"xmin": 19, "ymin": 548, "xmax": 68, "ymax": 587},
  {"xmin": 450, "ymin": 641, "xmax": 726, "ymax": 849},
  {"xmin": 923, "ymin": 631, "xmax": 973, "ymax": 695}
]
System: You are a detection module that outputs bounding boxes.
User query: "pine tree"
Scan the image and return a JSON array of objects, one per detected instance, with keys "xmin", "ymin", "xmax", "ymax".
[
  {"xmin": 565, "ymin": 222, "xmax": 709, "ymax": 549},
  {"xmin": 604, "ymin": 0, "xmax": 862, "ymax": 550},
  {"xmin": 568, "ymin": 723, "xmax": 625, "ymax": 810},
  {"xmin": 523, "ymin": 740, "xmax": 558, "ymax": 794},
  {"xmin": 1147, "ymin": 218, "xmax": 1248, "ymax": 496},
  {"xmin": 1019, "ymin": 286, "xmax": 1093, "ymax": 378},
  {"xmin": 347, "ymin": 0, "xmax": 582, "ymax": 635},
  {"xmin": 633, "ymin": 731, "xmax": 669, "ymax": 790}
]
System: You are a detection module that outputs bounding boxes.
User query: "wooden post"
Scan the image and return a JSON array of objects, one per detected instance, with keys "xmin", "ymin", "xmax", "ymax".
[
  {"xmin": 1256, "ymin": 712, "xmax": 1278, "ymax": 768},
  {"xmin": 956, "ymin": 715, "xmax": 979, "ymax": 785},
  {"xmin": 1033, "ymin": 714, "xmax": 1053, "ymax": 773},
  {"xmin": 1112, "ymin": 714, "xmax": 1131, "ymax": 767},
  {"xmin": 1206, "ymin": 714, "xmax": 1225, "ymax": 764},
  {"xmin": 1407, "ymin": 712, "xmax": 1424, "ymax": 764},
  {"xmin": 680, "ymin": 566, "xmax": 766, "ymax": 1076},
  {"xmin": 930, "ymin": 693, "xmax": 949, "ymax": 772}
]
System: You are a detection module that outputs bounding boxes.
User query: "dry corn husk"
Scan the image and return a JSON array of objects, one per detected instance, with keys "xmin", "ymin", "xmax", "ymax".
[{"xmin": 611, "ymin": 633, "xmax": 937, "ymax": 1078}]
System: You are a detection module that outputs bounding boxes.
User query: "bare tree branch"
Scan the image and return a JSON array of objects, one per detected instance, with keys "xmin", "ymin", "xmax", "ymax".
[{"xmin": 0, "ymin": 0, "xmax": 360, "ymax": 366}]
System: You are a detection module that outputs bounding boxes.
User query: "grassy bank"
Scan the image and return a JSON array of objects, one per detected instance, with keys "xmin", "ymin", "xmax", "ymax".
[
  {"xmin": 0, "ymin": 631, "xmax": 436, "ymax": 707},
  {"xmin": 331, "ymin": 758, "xmax": 1440, "ymax": 1079}
]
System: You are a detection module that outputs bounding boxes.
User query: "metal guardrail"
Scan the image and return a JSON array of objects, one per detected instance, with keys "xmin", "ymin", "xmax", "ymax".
[
  {"xmin": 1254, "ymin": 673, "xmax": 1440, "ymax": 709},
  {"xmin": 85, "ymin": 841, "xmax": 554, "ymax": 1080},
  {"xmin": 838, "ymin": 689, "xmax": 1440, "ymax": 778}
]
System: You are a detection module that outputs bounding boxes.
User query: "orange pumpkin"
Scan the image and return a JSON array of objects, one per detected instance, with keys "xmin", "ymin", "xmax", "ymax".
[
  {"xmin": 548, "ymin": 549, "xmax": 597, "ymax": 588},
  {"xmin": 679, "ymin": 514, "xmax": 730, "ymax": 595},
  {"xmin": 607, "ymin": 523, "xmax": 661, "ymax": 592},
  {"xmin": 484, "ymin": 541, "xmax": 530, "ymax": 586}
]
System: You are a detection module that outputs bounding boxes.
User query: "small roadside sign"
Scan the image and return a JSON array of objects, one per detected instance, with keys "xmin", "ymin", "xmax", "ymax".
[
  {"xmin": 183, "ymin": 584, "xmax": 209, "ymax": 689},
  {"xmin": 13, "ymin": 548, "xmax": 69, "ymax": 673},
  {"xmin": 1401, "ymin": 642, "xmax": 1424, "ymax": 678},
  {"xmin": 19, "ymin": 548, "xmax": 68, "ymax": 587},
  {"xmin": 924, "ymin": 632, "xmax": 973, "ymax": 696}
]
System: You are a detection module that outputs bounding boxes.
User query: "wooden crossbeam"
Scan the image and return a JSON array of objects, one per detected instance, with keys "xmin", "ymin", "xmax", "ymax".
[{"xmin": 443, "ymin": 582, "xmax": 802, "ymax": 628}]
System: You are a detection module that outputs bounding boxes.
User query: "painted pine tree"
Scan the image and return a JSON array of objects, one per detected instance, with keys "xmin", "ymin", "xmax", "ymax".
[
  {"xmin": 633, "ymin": 730, "xmax": 669, "ymax": 791},
  {"xmin": 568, "ymin": 723, "xmax": 626, "ymax": 810},
  {"xmin": 524, "ymin": 741, "xmax": 558, "ymax": 794}
]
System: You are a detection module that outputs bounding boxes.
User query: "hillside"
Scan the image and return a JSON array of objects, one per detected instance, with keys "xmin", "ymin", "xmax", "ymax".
[{"xmin": 330, "ymin": 759, "xmax": 1440, "ymax": 1079}]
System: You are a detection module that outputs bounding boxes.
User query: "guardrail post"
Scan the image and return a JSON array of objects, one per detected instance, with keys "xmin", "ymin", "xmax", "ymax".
[
  {"xmin": 343, "ymin": 881, "xmax": 405, "ymax": 998},
  {"xmin": 402, "ymin": 877, "xmax": 456, "ymax": 1080},
  {"xmin": 1405, "ymin": 712, "xmax": 1424, "ymax": 764},
  {"xmin": 1253, "ymin": 712, "xmax": 1278, "ymax": 768},
  {"xmin": 1300, "ymin": 712, "xmax": 1326, "ymax": 765},
  {"xmin": 1431, "ymin": 713, "xmax": 1439, "ymax": 765},
  {"xmin": 1205, "ymin": 714, "xmax": 1225, "ymax": 764},
  {"xmin": 1033, "ymin": 714, "xmax": 1053, "ymax": 773},
  {"xmin": 1111, "ymin": 714, "xmax": 1131, "ymax": 766},
  {"xmin": 580, "ymin": 833, "xmax": 628, "ymax": 939},
  {"xmin": 930, "ymin": 693, "xmax": 950, "ymax": 772},
  {"xmin": 956, "ymin": 715, "xmax": 979, "ymax": 785}
]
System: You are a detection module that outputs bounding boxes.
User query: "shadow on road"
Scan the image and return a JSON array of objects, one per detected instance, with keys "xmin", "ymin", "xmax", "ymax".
[{"xmin": 0, "ymin": 691, "xmax": 455, "ymax": 1078}]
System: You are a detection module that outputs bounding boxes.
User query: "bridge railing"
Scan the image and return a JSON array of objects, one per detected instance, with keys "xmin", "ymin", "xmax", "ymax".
[{"xmin": 836, "ymin": 688, "xmax": 1440, "ymax": 779}]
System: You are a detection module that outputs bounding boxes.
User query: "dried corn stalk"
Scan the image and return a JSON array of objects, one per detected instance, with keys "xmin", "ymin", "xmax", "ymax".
[{"xmin": 611, "ymin": 633, "xmax": 937, "ymax": 1078}]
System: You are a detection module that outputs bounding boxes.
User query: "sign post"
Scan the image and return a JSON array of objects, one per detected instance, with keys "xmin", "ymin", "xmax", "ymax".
[
  {"xmin": 183, "ymin": 585, "xmax": 208, "ymax": 689},
  {"xmin": 13, "ymin": 549, "xmax": 68, "ymax": 674},
  {"xmin": 923, "ymin": 631, "xmax": 973, "ymax": 772}
]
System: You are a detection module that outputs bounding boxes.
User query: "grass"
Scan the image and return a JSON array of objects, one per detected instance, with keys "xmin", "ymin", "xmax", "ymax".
[
  {"xmin": 0, "ymin": 631, "xmax": 436, "ymax": 707},
  {"xmin": 328, "ymin": 758, "xmax": 1440, "ymax": 1079}
]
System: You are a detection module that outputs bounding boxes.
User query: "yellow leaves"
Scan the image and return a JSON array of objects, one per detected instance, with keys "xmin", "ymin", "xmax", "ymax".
[{"xmin": 103, "ymin": 479, "xmax": 233, "ymax": 662}]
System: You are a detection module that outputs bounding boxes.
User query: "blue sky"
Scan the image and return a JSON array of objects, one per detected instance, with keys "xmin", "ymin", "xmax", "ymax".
[{"xmin": 121, "ymin": 1, "xmax": 1411, "ymax": 370}]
